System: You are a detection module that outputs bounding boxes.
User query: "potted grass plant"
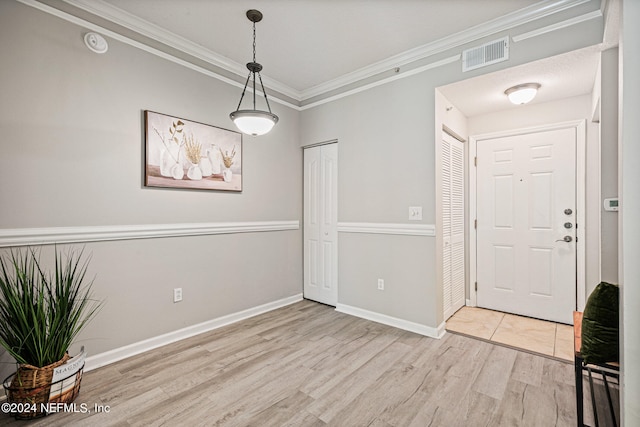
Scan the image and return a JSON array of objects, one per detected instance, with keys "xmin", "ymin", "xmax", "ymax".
[{"xmin": 0, "ymin": 246, "xmax": 102, "ymax": 419}]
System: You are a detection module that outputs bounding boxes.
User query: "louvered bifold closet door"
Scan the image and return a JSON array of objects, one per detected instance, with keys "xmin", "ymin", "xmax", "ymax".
[{"xmin": 442, "ymin": 132, "xmax": 465, "ymax": 320}]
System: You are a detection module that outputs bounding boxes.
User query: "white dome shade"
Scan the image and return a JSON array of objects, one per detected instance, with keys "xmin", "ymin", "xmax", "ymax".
[
  {"xmin": 505, "ymin": 83, "xmax": 541, "ymax": 105},
  {"xmin": 230, "ymin": 110, "xmax": 279, "ymax": 136}
]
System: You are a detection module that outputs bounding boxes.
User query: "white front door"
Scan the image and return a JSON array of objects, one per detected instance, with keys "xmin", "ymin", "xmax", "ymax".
[
  {"xmin": 476, "ymin": 127, "xmax": 576, "ymax": 324},
  {"xmin": 304, "ymin": 143, "xmax": 338, "ymax": 306}
]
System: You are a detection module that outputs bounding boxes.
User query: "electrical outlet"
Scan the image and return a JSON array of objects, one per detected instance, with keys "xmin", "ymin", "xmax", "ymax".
[
  {"xmin": 173, "ymin": 288, "xmax": 183, "ymax": 303},
  {"xmin": 409, "ymin": 206, "xmax": 422, "ymax": 221},
  {"xmin": 377, "ymin": 279, "xmax": 384, "ymax": 290}
]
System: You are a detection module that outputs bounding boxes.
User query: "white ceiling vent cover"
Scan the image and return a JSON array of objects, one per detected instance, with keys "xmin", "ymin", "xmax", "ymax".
[{"xmin": 462, "ymin": 37, "xmax": 509, "ymax": 72}]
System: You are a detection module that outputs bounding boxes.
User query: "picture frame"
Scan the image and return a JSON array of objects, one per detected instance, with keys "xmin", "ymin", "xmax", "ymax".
[{"xmin": 144, "ymin": 110, "xmax": 242, "ymax": 192}]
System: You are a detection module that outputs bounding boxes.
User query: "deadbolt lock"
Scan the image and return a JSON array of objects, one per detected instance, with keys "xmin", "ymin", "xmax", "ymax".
[
  {"xmin": 564, "ymin": 222, "xmax": 573, "ymax": 229},
  {"xmin": 564, "ymin": 208, "xmax": 573, "ymax": 215}
]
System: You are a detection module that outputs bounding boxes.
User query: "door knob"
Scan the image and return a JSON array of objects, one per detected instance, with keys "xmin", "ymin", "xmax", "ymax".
[{"xmin": 556, "ymin": 236, "xmax": 573, "ymax": 242}]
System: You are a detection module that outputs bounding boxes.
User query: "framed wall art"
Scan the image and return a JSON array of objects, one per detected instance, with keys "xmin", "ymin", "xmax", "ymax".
[{"xmin": 144, "ymin": 110, "xmax": 242, "ymax": 191}]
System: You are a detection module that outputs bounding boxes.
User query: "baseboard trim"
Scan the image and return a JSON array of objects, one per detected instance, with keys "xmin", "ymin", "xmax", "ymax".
[
  {"xmin": 336, "ymin": 303, "xmax": 445, "ymax": 339},
  {"xmin": 0, "ymin": 220, "xmax": 300, "ymax": 247},
  {"xmin": 84, "ymin": 294, "xmax": 303, "ymax": 372}
]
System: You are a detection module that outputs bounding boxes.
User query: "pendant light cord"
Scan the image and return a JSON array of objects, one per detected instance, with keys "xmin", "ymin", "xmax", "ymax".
[
  {"xmin": 258, "ymin": 72, "xmax": 273, "ymax": 113},
  {"xmin": 252, "ymin": 20, "xmax": 256, "ymax": 109},
  {"xmin": 233, "ymin": 11, "xmax": 275, "ymax": 115},
  {"xmin": 253, "ymin": 21, "xmax": 257, "ymax": 63},
  {"xmin": 253, "ymin": 20, "xmax": 274, "ymax": 114}
]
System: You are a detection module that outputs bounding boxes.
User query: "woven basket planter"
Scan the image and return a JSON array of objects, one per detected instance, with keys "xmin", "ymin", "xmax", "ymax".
[{"xmin": 3, "ymin": 352, "xmax": 84, "ymax": 420}]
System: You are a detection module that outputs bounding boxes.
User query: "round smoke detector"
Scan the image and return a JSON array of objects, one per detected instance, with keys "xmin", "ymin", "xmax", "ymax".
[{"xmin": 84, "ymin": 32, "xmax": 108, "ymax": 54}]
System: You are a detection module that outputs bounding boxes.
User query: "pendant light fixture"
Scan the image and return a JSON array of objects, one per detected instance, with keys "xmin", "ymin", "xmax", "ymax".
[
  {"xmin": 504, "ymin": 83, "xmax": 541, "ymax": 105},
  {"xmin": 230, "ymin": 9, "xmax": 278, "ymax": 136}
]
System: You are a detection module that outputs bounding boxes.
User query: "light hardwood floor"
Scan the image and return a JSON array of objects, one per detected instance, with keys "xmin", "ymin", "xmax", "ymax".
[{"xmin": 1, "ymin": 300, "xmax": 588, "ymax": 426}]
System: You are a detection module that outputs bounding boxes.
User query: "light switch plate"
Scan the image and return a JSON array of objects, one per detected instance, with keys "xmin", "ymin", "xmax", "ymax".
[
  {"xmin": 409, "ymin": 206, "xmax": 422, "ymax": 221},
  {"xmin": 603, "ymin": 197, "xmax": 619, "ymax": 212}
]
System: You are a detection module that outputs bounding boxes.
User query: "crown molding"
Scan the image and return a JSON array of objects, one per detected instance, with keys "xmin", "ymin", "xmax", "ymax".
[
  {"xmin": 301, "ymin": 55, "xmax": 460, "ymax": 110},
  {"xmin": 300, "ymin": 0, "xmax": 593, "ymax": 100},
  {"xmin": 512, "ymin": 9, "xmax": 602, "ymax": 42},
  {"xmin": 17, "ymin": 0, "xmax": 300, "ymax": 111},
  {"xmin": 65, "ymin": 0, "xmax": 241, "ymax": 74},
  {"xmin": 62, "ymin": 0, "xmax": 303, "ymax": 101},
  {"xmin": 30, "ymin": 0, "xmax": 595, "ymax": 104}
]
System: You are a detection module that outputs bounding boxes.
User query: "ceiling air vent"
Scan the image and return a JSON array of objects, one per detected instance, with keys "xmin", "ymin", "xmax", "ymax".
[{"xmin": 462, "ymin": 36, "xmax": 509, "ymax": 72}]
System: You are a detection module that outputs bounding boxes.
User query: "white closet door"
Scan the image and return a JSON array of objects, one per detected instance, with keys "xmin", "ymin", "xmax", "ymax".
[
  {"xmin": 304, "ymin": 143, "xmax": 338, "ymax": 306},
  {"xmin": 443, "ymin": 132, "xmax": 465, "ymax": 320}
]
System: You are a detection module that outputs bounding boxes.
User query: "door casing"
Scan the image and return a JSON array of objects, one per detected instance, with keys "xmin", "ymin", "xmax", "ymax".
[
  {"xmin": 303, "ymin": 142, "xmax": 338, "ymax": 306},
  {"xmin": 468, "ymin": 120, "xmax": 587, "ymax": 312}
]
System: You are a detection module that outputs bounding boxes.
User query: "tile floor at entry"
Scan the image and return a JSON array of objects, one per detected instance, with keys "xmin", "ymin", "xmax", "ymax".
[{"xmin": 446, "ymin": 306, "xmax": 574, "ymax": 362}]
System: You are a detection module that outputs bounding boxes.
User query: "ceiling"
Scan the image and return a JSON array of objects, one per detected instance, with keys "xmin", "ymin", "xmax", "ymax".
[
  {"xmin": 47, "ymin": 0, "xmax": 609, "ymax": 112},
  {"xmin": 439, "ymin": 45, "xmax": 601, "ymax": 117},
  {"xmin": 95, "ymin": 0, "xmax": 542, "ymax": 92}
]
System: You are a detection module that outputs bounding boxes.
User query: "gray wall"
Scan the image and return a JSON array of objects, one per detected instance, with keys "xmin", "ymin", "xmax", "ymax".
[
  {"xmin": 600, "ymin": 47, "xmax": 619, "ymax": 284},
  {"xmin": 620, "ymin": 0, "xmax": 640, "ymax": 424},
  {"xmin": 301, "ymin": 17, "xmax": 604, "ymax": 328},
  {"xmin": 0, "ymin": 1, "xmax": 302, "ymax": 382},
  {"xmin": 0, "ymin": 0, "xmax": 615, "ymax": 396},
  {"xmin": 302, "ymin": 74, "xmax": 440, "ymax": 328}
]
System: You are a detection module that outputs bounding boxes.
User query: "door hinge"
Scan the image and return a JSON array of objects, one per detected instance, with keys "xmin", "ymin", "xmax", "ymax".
[
  {"xmin": 475, "ymin": 282, "xmax": 478, "ymax": 291},
  {"xmin": 474, "ymin": 219, "xmax": 477, "ymax": 229},
  {"xmin": 474, "ymin": 156, "xmax": 477, "ymax": 166}
]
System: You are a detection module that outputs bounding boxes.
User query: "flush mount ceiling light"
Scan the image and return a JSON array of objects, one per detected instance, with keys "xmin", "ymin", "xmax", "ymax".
[
  {"xmin": 504, "ymin": 83, "xmax": 541, "ymax": 105},
  {"xmin": 230, "ymin": 9, "xmax": 278, "ymax": 137}
]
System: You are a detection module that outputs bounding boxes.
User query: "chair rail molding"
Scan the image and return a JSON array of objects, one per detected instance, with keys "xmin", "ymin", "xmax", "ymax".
[
  {"xmin": 337, "ymin": 222, "xmax": 436, "ymax": 237},
  {"xmin": 0, "ymin": 221, "xmax": 300, "ymax": 247}
]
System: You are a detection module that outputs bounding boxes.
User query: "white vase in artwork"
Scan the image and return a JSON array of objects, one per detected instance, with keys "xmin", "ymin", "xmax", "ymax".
[
  {"xmin": 208, "ymin": 145, "xmax": 222, "ymax": 175},
  {"xmin": 187, "ymin": 162, "xmax": 203, "ymax": 180},
  {"xmin": 170, "ymin": 163, "xmax": 184, "ymax": 180},
  {"xmin": 222, "ymin": 168, "xmax": 232, "ymax": 182},
  {"xmin": 160, "ymin": 145, "xmax": 180, "ymax": 177},
  {"xmin": 200, "ymin": 155, "xmax": 213, "ymax": 177}
]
